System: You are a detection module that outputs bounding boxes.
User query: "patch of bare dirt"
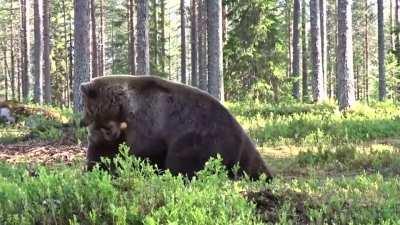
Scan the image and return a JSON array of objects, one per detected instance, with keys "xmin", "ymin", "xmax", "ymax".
[
  {"xmin": 245, "ymin": 188, "xmax": 311, "ymax": 225},
  {"xmin": 0, "ymin": 141, "xmax": 86, "ymax": 165}
]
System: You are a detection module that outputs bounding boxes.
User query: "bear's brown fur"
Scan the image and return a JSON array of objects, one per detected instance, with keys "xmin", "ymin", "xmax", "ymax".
[{"xmin": 81, "ymin": 75, "xmax": 273, "ymax": 180}]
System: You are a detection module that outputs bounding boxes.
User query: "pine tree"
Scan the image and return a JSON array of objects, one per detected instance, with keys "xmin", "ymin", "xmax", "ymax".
[
  {"xmin": 136, "ymin": 0, "xmax": 150, "ymax": 75},
  {"xmin": 292, "ymin": 0, "xmax": 301, "ymax": 99},
  {"xmin": 73, "ymin": 0, "xmax": 91, "ymax": 112},
  {"xmin": 337, "ymin": 0, "xmax": 355, "ymax": 110},
  {"xmin": 207, "ymin": 0, "xmax": 223, "ymax": 101}
]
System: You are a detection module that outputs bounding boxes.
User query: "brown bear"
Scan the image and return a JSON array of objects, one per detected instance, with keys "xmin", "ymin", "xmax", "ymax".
[{"xmin": 80, "ymin": 75, "xmax": 273, "ymax": 180}]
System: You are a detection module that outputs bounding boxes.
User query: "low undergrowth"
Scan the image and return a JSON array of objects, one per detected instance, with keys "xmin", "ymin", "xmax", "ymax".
[{"xmin": 1, "ymin": 145, "xmax": 399, "ymax": 225}]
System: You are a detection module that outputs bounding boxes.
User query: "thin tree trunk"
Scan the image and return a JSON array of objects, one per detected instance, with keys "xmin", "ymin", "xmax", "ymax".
[
  {"xmin": 377, "ymin": 0, "xmax": 386, "ymax": 100},
  {"xmin": 136, "ymin": 0, "xmax": 150, "ymax": 75},
  {"xmin": 364, "ymin": 1, "xmax": 369, "ymax": 102},
  {"xmin": 160, "ymin": 0, "xmax": 166, "ymax": 74},
  {"xmin": 198, "ymin": 0, "xmax": 207, "ymax": 91},
  {"xmin": 337, "ymin": 0, "xmax": 355, "ymax": 110},
  {"xmin": 396, "ymin": 0, "xmax": 399, "ymax": 61},
  {"xmin": 320, "ymin": 0, "xmax": 327, "ymax": 94},
  {"xmin": 302, "ymin": 0, "xmax": 308, "ymax": 101},
  {"xmin": 98, "ymin": 0, "xmax": 105, "ymax": 77},
  {"xmin": 3, "ymin": 49, "xmax": 8, "ymax": 101},
  {"xmin": 292, "ymin": 0, "xmax": 301, "ymax": 99},
  {"xmin": 180, "ymin": 0, "xmax": 186, "ymax": 83},
  {"xmin": 33, "ymin": 0, "xmax": 43, "ymax": 104},
  {"xmin": 73, "ymin": 0, "xmax": 91, "ymax": 112},
  {"xmin": 207, "ymin": 0, "xmax": 223, "ymax": 101},
  {"xmin": 10, "ymin": 0, "xmax": 15, "ymax": 101},
  {"xmin": 61, "ymin": 0, "xmax": 69, "ymax": 105},
  {"xmin": 42, "ymin": 0, "xmax": 51, "ymax": 104},
  {"xmin": 128, "ymin": 0, "xmax": 136, "ymax": 75},
  {"xmin": 68, "ymin": 13, "xmax": 73, "ymax": 105},
  {"xmin": 91, "ymin": 0, "xmax": 98, "ymax": 78},
  {"xmin": 151, "ymin": 0, "xmax": 158, "ymax": 71},
  {"xmin": 191, "ymin": 0, "xmax": 198, "ymax": 87},
  {"xmin": 287, "ymin": 3, "xmax": 292, "ymax": 78},
  {"xmin": 17, "ymin": 57, "xmax": 21, "ymax": 102},
  {"xmin": 20, "ymin": 0, "xmax": 29, "ymax": 101},
  {"xmin": 390, "ymin": 0, "xmax": 394, "ymax": 50},
  {"xmin": 310, "ymin": 0, "xmax": 325, "ymax": 102}
]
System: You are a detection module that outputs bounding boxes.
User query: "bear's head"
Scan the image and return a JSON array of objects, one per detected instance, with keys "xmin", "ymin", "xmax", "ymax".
[{"xmin": 80, "ymin": 79, "xmax": 127, "ymax": 126}]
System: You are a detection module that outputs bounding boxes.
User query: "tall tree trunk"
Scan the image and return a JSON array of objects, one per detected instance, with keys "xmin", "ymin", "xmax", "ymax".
[
  {"xmin": 180, "ymin": 0, "xmax": 186, "ymax": 83},
  {"xmin": 287, "ymin": 3, "xmax": 292, "ymax": 78},
  {"xmin": 198, "ymin": 0, "xmax": 207, "ymax": 91},
  {"xmin": 191, "ymin": 0, "xmax": 198, "ymax": 87},
  {"xmin": 17, "ymin": 57, "xmax": 21, "ymax": 102},
  {"xmin": 207, "ymin": 0, "xmax": 223, "ymax": 101},
  {"xmin": 292, "ymin": 0, "xmax": 301, "ymax": 99},
  {"xmin": 364, "ymin": 1, "xmax": 369, "ymax": 102},
  {"xmin": 61, "ymin": 0, "xmax": 69, "ymax": 105},
  {"xmin": 20, "ymin": 0, "xmax": 29, "ymax": 101},
  {"xmin": 396, "ymin": 0, "xmax": 400, "ymax": 61},
  {"xmin": 136, "ymin": 0, "xmax": 150, "ymax": 75},
  {"xmin": 91, "ymin": 0, "xmax": 98, "ymax": 78},
  {"xmin": 320, "ymin": 0, "xmax": 327, "ymax": 94},
  {"xmin": 310, "ymin": 0, "xmax": 325, "ymax": 102},
  {"xmin": 73, "ymin": 0, "xmax": 90, "ymax": 112},
  {"xmin": 390, "ymin": 0, "xmax": 394, "ymax": 50},
  {"xmin": 10, "ymin": 0, "xmax": 15, "ymax": 101},
  {"xmin": 42, "ymin": 0, "xmax": 51, "ymax": 104},
  {"xmin": 3, "ymin": 49, "xmax": 8, "ymax": 101},
  {"xmin": 128, "ymin": 0, "xmax": 136, "ymax": 75},
  {"xmin": 302, "ymin": 0, "xmax": 308, "ymax": 101},
  {"xmin": 337, "ymin": 0, "xmax": 355, "ymax": 110},
  {"xmin": 151, "ymin": 0, "xmax": 158, "ymax": 71},
  {"xmin": 98, "ymin": 0, "xmax": 105, "ymax": 77},
  {"xmin": 33, "ymin": 0, "xmax": 43, "ymax": 104},
  {"xmin": 377, "ymin": 0, "xmax": 386, "ymax": 100},
  {"xmin": 160, "ymin": 0, "xmax": 166, "ymax": 74}
]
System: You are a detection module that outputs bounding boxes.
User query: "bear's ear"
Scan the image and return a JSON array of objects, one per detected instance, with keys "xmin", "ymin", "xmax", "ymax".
[{"xmin": 80, "ymin": 83, "xmax": 97, "ymax": 98}]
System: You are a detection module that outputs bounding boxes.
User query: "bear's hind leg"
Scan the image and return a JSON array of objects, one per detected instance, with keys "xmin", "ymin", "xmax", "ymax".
[{"xmin": 165, "ymin": 133, "xmax": 213, "ymax": 178}]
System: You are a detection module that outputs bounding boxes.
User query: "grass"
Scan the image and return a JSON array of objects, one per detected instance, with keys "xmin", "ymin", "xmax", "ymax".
[{"xmin": 1, "ymin": 101, "xmax": 400, "ymax": 224}]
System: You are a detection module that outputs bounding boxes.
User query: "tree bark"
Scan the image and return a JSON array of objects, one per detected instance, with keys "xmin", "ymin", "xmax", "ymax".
[
  {"xmin": 136, "ymin": 0, "xmax": 150, "ymax": 75},
  {"xmin": 207, "ymin": 0, "xmax": 223, "ymax": 101},
  {"xmin": 61, "ymin": 0, "xmax": 69, "ymax": 105},
  {"xmin": 42, "ymin": 0, "xmax": 51, "ymax": 104},
  {"xmin": 310, "ymin": 0, "xmax": 325, "ymax": 102},
  {"xmin": 160, "ymin": 0, "xmax": 166, "ymax": 74},
  {"xmin": 33, "ymin": 0, "xmax": 43, "ymax": 104},
  {"xmin": 337, "ymin": 0, "xmax": 355, "ymax": 110},
  {"xmin": 377, "ymin": 0, "xmax": 386, "ymax": 100},
  {"xmin": 128, "ymin": 0, "xmax": 136, "ymax": 75},
  {"xmin": 320, "ymin": 0, "xmax": 327, "ymax": 94},
  {"xmin": 396, "ymin": 0, "xmax": 400, "ymax": 61},
  {"xmin": 191, "ymin": 0, "xmax": 198, "ymax": 87},
  {"xmin": 91, "ymin": 0, "xmax": 98, "ymax": 78},
  {"xmin": 73, "ymin": 0, "xmax": 91, "ymax": 112},
  {"xmin": 198, "ymin": 0, "xmax": 207, "ymax": 91},
  {"xmin": 9, "ymin": 0, "xmax": 15, "ymax": 100},
  {"xmin": 287, "ymin": 3, "xmax": 292, "ymax": 78},
  {"xmin": 301, "ymin": 0, "xmax": 308, "ymax": 101},
  {"xmin": 364, "ymin": 1, "xmax": 369, "ymax": 101},
  {"xmin": 292, "ymin": 0, "xmax": 301, "ymax": 99},
  {"xmin": 180, "ymin": 0, "xmax": 186, "ymax": 84},
  {"xmin": 3, "ymin": 49, "xmax": 8, "ymax": 101},
  {"xmin": 20, "ymin": 0, "xmax": 29, "ymax": 101},
  {"xmin": 98, "ymin": 0, "xmax": 105, "ymax": 77}
]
